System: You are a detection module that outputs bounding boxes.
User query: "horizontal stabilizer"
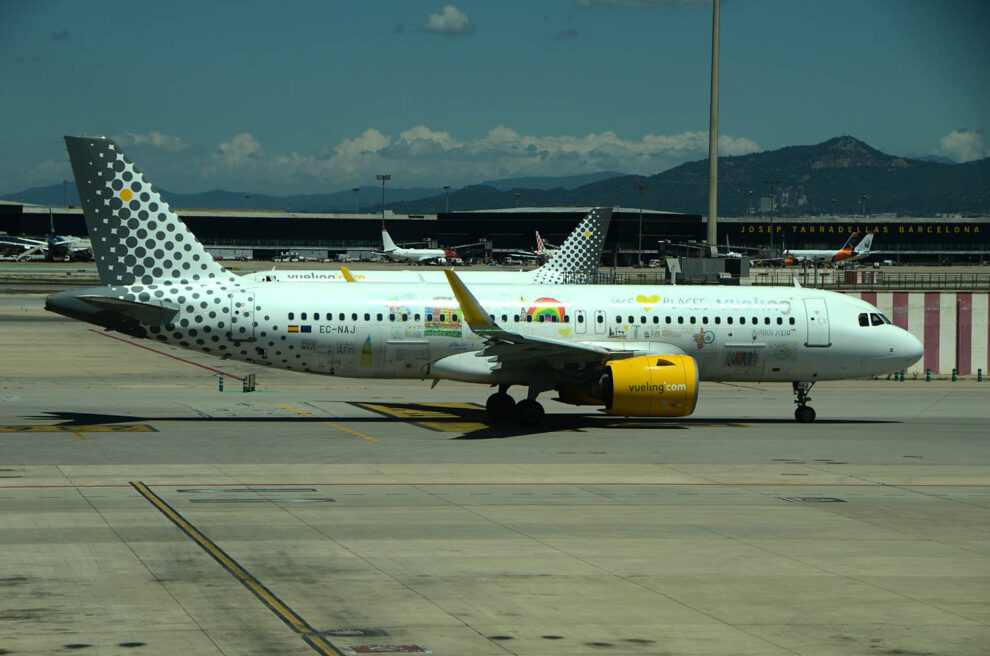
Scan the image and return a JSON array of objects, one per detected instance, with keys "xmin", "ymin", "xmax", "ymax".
[{"xmin": 76, "ymin": 296, "xmax": 180, "ymax": 325}]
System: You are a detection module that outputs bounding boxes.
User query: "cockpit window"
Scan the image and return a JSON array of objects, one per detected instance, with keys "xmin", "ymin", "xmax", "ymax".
[
  {"xmin": 879, "ymin": 313, "xmax": 892, "ymax": 324},
  {"xmin": 859, "ymin": 312, "xmax": 869, "ymax": 327},
  {"xmin": 870, "ymin": 313, "xmax": 883, "ymax": 326}
]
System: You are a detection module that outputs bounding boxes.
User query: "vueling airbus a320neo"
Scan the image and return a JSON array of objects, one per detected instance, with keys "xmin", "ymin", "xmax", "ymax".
[{"xmin": 47, "ymin": 137, "xmax": 923, "ymax": 424}]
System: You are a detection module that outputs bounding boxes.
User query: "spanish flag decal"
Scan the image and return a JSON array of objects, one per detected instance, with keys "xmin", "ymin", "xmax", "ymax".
[{"xmin": 288, "ymin": 325, "xmax": 300, "ymax": 333}]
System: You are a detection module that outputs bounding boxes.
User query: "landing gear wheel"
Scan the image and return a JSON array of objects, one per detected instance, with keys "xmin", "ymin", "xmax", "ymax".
[
  {"xmin": 792, "ymin": 381, "xmax": 816, "ymax": 423},
  {"xmin": 515, "ymin": 399, "xmax": 545, "ymax": 426},
  {"xmin": 486, "ymin": 392, "xmax": 516, "ymax": 422}
]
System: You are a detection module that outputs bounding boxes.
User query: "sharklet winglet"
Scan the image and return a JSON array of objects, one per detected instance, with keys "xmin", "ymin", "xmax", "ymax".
[{"xmin": 443, "ymin": 269, "xmax": 501, "ymax": 336}]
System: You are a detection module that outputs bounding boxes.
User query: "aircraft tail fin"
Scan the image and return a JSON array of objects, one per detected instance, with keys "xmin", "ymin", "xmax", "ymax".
[
  {"xmin": 840, "ymin": 231, "xmax": 860, "ymax": 251},
  {"xmin": 855, "ymin": 231, "xmax": 875, "ymax": 253},
  {"xmin": 381, "ymin": 227, "xmax": 398, "ymax": 252},
  {"xmin": 529, "ymin": 207, "xmax": 612, "ymax": 284},
  {"xmin": 64, "ymin": 136, "xmax": 235, "ymax": 287},
  {"xmin": 535, "ymin": 231, "xmax": 545, "ymax": 254}
]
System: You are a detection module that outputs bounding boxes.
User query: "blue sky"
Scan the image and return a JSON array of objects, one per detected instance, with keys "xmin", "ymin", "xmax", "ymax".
[{"xmin": 2, "ymin": 0, "xmax": 988, "ymax": 196}]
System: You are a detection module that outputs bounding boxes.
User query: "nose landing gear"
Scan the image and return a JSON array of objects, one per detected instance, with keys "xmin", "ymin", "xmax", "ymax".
[{"xmin": 793, "ymin": 381, "xmax": 816, "ymax": 423}]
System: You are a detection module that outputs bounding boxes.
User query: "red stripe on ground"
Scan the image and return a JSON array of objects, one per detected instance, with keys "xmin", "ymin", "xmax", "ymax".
[
  {"xmin": 87, "ymin": 329, "xmax": 244, "ymax": 381},
  {"xmin": 924, "ymin": 292, "xmax": 940, "ymax": 373},
  {"xmin": 892, "ymin": 292, "xmax": 909, "ymax": 330},
  {"xmin": 956, "ymin": 293, "xmax": 972, "ymax": 376}
]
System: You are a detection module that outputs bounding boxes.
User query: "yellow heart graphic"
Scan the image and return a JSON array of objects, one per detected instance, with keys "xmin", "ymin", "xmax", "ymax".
[
  {"xmin": 558, "ymin": 327, "xmax": 572, "ymax": 337},
  {"xmin": 636, "ymin": 294, "xmax": 660, "ymax": 312}
]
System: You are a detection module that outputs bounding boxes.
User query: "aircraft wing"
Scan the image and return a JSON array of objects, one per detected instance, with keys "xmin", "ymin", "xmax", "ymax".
[
  {"xmin": 443, "ymin": 270, "xmax": 647, "ymax": 377},
  {"xmin": 0, "ymin": 237, "xmax": 47, "ymax": 260}
]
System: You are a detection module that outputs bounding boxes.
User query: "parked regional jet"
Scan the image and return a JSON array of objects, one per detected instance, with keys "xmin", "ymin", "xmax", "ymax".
[
  {"xmin": 378, "ymin": 228, "xmax": 460, "ymax": 264},
  {"xmin": 243, "ymin": 209, "xmax": 611, "ymax": 285},
  {"xmin": 49, "ymin": 137, "xmax": 922, "ymax": 425},
  {"xmin": 0, "ymin": 210, "xmax": 92, "ymax": 261},
  {"xmin": 782, "ymin": 231, "xmax": 875, "ymax": 266}
]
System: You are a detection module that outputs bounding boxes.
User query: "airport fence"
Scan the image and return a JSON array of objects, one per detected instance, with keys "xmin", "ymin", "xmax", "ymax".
[
  {"xmin": 752, "ymin": 270, "xmax": 990, "ymax": 291},
  {"xmin": 570, "ymin": 270, "xmax": 990, "ymax": 291}
]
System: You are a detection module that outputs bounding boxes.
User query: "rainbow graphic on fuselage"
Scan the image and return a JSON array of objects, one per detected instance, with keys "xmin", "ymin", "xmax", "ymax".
[{"xmin": 526, "ymin": 297, "xmax": 566, "ymax": 323}]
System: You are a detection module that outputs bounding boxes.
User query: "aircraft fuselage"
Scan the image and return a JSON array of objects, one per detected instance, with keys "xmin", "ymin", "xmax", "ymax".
[{"xmin": 48, "ymin": 281, "xmax": 920, "ymax": 385}]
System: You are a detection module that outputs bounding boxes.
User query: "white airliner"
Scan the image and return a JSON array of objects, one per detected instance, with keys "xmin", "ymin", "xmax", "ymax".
[
  {"xmin": 0, "ymin": 210, "xmax": 93, "ymax": 261},
  {"xmin": 243, "ymin": 208, "xmax": 611, "ymax": 285},
  {"xmin": 48, "ymin": 137, "xmax": 922, "ymax": 425},
  {"xmin": 509, "ymin": 230, "xmax": 556, "ymax": 261},
  {"xmin": 379, "ymin": 228, "xmax": 460, "ymax": 264},
  {"xmin": 782, "ymin": 231, "xmax": 875, "ymax": 266}
]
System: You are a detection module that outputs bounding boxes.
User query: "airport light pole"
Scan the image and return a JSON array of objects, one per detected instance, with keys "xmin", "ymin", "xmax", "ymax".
[
  {"xmin": 376, "ymin": 174, "xmax": 390, "ymax": 227},
  {"xmin": 514, "ymin": 192, "xmax": 520, "ymax": 208},
  {"xmin": 764, "ymin": 180, "xmax": 779, "ymax": 251},
  {"xmin": 243, "ymin": 193, "xmax": 250, "ymax": 210},
  {"xmin": 352, "ymin": 187, "xmax": 359, "ymax": 214},
  {"xmin": 63, "ymin": 180, "xmax": 68, "ymax": 207},
  {"xmin": 748, "ymin": 190, "xmax": 754, "ymax": 215},
  {"xmin": 636, "ymin": 183, "xmax": 648, "ymax": 267},
  {"xmin": 861, "ymin": 194, "xmax": 870, "ymax": 218},
  {"xmin": 831, "ymin": 197, "xmax": 837, "ymax": 217},
  {"xmin": 443, "ymin": 185, "xmax": 450, "ymax": 213},
  {"xmin": 705, "ymin": 0, "xmax": 720, "ymax": 256}
]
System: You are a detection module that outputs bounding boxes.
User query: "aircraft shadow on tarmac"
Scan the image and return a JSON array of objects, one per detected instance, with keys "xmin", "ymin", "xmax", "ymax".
[{"xmin": 29, "ymin": 408, "xmax": 897, "ymax": 441}]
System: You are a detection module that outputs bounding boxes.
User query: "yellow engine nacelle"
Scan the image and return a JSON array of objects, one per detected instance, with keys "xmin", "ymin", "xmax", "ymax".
[{"xmin": 603, "ymin": 354, "xmax": 699, "ymax": 417}]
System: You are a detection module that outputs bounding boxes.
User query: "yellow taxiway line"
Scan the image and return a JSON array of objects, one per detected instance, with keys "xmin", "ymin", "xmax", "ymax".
[{"xmin": 278, "ymin": 403, "xmax": 379, "ymax": 442}]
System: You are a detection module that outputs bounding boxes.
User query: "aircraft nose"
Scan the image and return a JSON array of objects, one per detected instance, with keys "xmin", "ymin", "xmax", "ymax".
[{"xmin": 897, "ymin": 329, "xmax": 924, "ymax": 367}]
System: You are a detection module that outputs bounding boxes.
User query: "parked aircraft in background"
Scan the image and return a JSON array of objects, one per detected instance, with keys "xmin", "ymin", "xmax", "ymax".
[
  {"xmin": 510, "ymin": 231, "xmax": 557, "ymax": 261},
  {"xmin": 379, "ymin": 228, "xmax": 461, "ymax": 264},
  {"xmin": 243, "ymin": 208, "xmax": 612, "ymax": 285},
  {"xmin": 782, "ymin": 231, "xmax": 875, "ymax": 266},
  {"xmin": 0, "ymin": 210, "xmax": 92, "ymax": 261},
  {"xmin": 50, "ymin": 136, "xmax": 922, "ymax": 426}
]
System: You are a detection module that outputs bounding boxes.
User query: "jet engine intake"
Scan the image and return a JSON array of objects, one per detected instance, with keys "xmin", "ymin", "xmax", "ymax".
[{"xmin": 602, "ymin": 354, "xmax": 699, "ymax": 417}]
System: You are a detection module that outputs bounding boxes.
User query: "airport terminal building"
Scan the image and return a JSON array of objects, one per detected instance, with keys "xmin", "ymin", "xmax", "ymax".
[{"xmin": 2, "ymin": 200, "xmax": 988, "ymax": 264}]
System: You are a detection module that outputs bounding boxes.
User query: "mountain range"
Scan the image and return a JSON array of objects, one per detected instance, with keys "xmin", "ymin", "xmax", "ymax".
[
  {"xmin": 4, "ymin": 137, "xmax": 988, "ymax": 216},
  {"xmin": 386, "ymin": 137, "xmax": 990, "ymax": 216}
]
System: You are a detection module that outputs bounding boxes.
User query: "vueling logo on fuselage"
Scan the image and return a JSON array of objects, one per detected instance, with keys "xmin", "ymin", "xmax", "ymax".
[{"xmin": 628, "ymin": 382, "xmax": 687, "ymax": 393}]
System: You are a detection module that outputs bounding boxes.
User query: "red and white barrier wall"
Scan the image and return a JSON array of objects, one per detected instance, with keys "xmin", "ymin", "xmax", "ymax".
[{"xmin": 844, "ymin": 292, "xmax": 989, "ymax": 376}]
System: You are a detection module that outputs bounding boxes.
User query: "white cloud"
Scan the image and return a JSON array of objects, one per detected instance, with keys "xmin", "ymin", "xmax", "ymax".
[
  {"xmin": 194, "ymin": 126, "xmax": 759, "ymax": 193},
  {"xmin": 217, "ymin": 133, "xmax": 262, "ymax": 161},
  {"xmin": 933, "ymin": 129, "xmax": 988, "ymax": 163},
  {"xmin": 114, "ymin": 131, "xmax": 189, "ymax": 152},
  {"xmin": 1, "ymin": 127, "xmax": 758, "ymax": 196},
  {"xmin": 420, "ymin": 5, "xmax": 477, "ymax": 36}
]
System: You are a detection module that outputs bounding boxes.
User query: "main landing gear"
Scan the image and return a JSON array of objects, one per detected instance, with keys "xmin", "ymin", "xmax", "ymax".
[
  {"xmin": 792, "ymin": 381, "xmax": 816, "ymax": 423},
  {"xmin": 485, "ymin": 384, "xmax": 546, "ymax": 426}
]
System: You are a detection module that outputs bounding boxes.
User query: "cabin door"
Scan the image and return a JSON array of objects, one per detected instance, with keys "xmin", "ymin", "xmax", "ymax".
[{"xmin": 803, "ymin": 298, "xmax": 831, "ymax": 347}]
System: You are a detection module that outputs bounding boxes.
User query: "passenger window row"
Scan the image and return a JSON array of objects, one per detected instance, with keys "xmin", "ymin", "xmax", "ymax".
[{"xmin": 285, "ymin": 311, "xmax": 797, "ymax": 327}]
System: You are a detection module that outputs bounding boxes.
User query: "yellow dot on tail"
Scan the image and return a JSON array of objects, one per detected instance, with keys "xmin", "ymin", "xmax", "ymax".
[
  {"xmin": 120, "ymin": 189, "xmax": 133, "ymax": 201},
  {"xmin": 583, "ymin": 231, "xmax": 591, "ymax": 237}
]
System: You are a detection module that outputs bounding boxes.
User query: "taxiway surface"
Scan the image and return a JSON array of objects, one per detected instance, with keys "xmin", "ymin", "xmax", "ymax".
[{"xmin": 1, "ymin": 295, "xmax": 988, "ymax": 655}]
